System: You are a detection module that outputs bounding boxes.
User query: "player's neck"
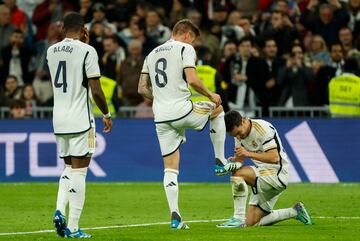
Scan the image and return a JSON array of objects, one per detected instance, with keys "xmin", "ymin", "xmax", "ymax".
[
  {"xmin": 65, "ymin": 32, "xmax": 81, "ymax": 40},
  {"xmin": 244, "ymin": 119, "xmax": 252, "ymax": 138}
]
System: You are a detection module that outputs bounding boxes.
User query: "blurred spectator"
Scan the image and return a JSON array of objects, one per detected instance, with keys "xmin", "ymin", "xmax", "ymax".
[
  {"xmin": 262, "ymin": 38, "xmax": 284, "ymax": 106},
  {"xmin": 119, "ymin": 39, "xmax": 144, "ymax": 106},
  {"xmin": 210, "ymin": 5, "xmax": 228, "ymax": 39},
  {"xmin": 17, "ymin": 0, "xmax": 44, "ymax": 19},
  {"xmin": 106, "ymin": 0, "xmax": 136, "ymax": 30},
  {"xmin": 261, "ymin": 10, "xmax": 301, "ymax": 56},
  {"xmin": 328, "ymin": 42, "xmax": 345, "ymax": 74},
  {"xmin": 101, "ymin": 35, "xmax": 126, "ymax": 81},
  {"xmin": 89, "ymin": 21, "xmax": 106, "ymax": 57},
  {"xmin": 79, "ymin": 0, "xmax": 94, "ymax": 23},
  {"xmin": 217, "ymin": 40, "xmax": 237, "ymax": 73},
  {"xmin": 20, "ymin": 83, "xmax": 38, "ymax": 117},
  {"xmin": 339, "ymin": 26, "xmax": 355, "ymax": 56},
  {"xmin": 186, "ymin": 8, "xmax": 202, "ymax": 27},
  {"xmin": 347, "ymin": 0, "xmax": 360, "ymax": 37},
  {"xmin": 132, "ymin": 18, "xmax": 158, "ymax": 56},
  {"xmin": 170, "ymin": 0, "xmax": 190, "ymax": 26},
  {"xmin": 118, "ymin": 15, "xmax": 140, "ymax": 46},
  {"xmin": 1, "ymin": 29, "xmax": 34, "ymax": 85},
  {"xmin": 221, "ymin": 37, "xmax": 259, "ymax": 115},
  {"xmin": 85, "ymin": 3, "xmax": 116, "ymax": 34},
  {"xmin": 9, "ymin": 98, "xmax": 26, "ymax": 118},
  {"xmin": 1, "ymin": 75, "xmax": 22, "ymax": 106},
  {"xmin": 231, "ymin": 0, "xmax": 259, "ymax": 15},
  {"xmin": 33, "ymin": 23, "xmax": 61, "ymax": 105},
  {"xmin": 305, "ymin": 34, "xmax": 331, "ymax": 66},
  {"xmin": 4, "ymin": 0, "xmax": 27, "ymax": 30},
  {"xmin": 278, "ymin": 45, "xmax": 313, "ymax": 107},
  {"xmin": 145, "ymin": 8, "xmax": 171, "ymax": 44},
  {"xmin": 300, "ymin": 0, "xmax": 349, "ymax": 46},
  {"xmin": 0, "ymin": 4, "xmax": 16, "ymax": 57},
  {"xmin": 313, "ymin": 42, "xmax": 345, "ymax": 105},
  {"xmin": 193, "ymin": 25, "xmax": 221, "ymax": 65},
  {"xmin": 32, "ymin": 0, "xmax": 73, "ymax": 41}
]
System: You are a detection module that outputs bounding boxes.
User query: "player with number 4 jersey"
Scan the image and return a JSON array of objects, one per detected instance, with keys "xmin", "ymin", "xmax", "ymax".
[
  {"xmin": 47, "ymin": 12, "xmax": 112, "ymax": 238},
  {"xmin": 138, "ymin": 19, "xmax": 240, "ymax": 229}
]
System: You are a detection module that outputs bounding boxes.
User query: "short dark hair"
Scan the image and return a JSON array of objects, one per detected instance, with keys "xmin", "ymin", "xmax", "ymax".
[
  {"xmin": 63, "ymin": 12, "xmax": 85, "ymax": 33},
  {"xmin": 172, "ymin": 19, "xmax": 200, "ymax": 38},
  {"xmin": 10, "ymin": 99, "xmax": 25, "ymax": 109},
  {"xmin": 103, "ymin": 35, "xmax": 119, "ymax": 44},
  {"xmin": 224, "ymin": 110, "xmax": 243, "ymax": 132},
  {"xmin": 238, "ymin": 36, "xmax": 253, "ymax": 46}
]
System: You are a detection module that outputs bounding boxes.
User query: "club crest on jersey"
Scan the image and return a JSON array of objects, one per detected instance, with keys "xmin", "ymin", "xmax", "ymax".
[{"xmin": 252, "ymin": 140, "xmax": 258, "ymax": 148}]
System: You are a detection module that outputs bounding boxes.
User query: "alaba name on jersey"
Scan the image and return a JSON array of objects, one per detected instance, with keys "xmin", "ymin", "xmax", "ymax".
[
  {"xmin": 47, "ymin": 38, "xmax": 101, "ymax": 134},
  {"xmin": 141, "ymin": 39, "xmax": 197, "ymax": 123},
  {"xmin": 235, "ymin": 119, "xmax": 290, "ymax": 185}
]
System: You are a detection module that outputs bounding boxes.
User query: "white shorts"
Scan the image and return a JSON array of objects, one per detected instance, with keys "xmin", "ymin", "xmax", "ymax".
[
  {"xmin": 248, "ymin": 166, "xmax": 287, "ymax": 213},
  {"xmin": 155, "ymin": 101, "xmax": 215, "ymax": 157},
  {"xmin": 56, "ymin": 128, "xmax": 96, "ymax": 158}
]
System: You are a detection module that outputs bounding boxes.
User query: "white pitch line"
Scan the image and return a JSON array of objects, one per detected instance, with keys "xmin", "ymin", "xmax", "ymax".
[{"xmin": 0, "ymin": 217, "xmax": 359, "ymax": 236}]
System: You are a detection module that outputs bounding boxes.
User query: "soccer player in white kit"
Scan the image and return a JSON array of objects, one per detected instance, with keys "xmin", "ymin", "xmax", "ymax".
[
  {"xmin": 216, "ymin": 110, "xmax": 312, "ymax": 228},
  {"xmin": 138, "ymin": 19, "xmax": 241, "ymax": 229},
  {"xmin": 47, "ymin": 13, "xmax": 113, "ymax": 238}
]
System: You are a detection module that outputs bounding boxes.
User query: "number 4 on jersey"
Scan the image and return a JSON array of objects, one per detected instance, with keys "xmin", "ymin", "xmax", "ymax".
[{"xmin": 54, "ymin": 61, "xmax": 67, "ymax": 93}]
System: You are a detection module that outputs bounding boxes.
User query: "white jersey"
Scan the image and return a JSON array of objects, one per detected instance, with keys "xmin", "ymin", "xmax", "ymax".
[
  {"xmin": 141, "ymin": 39, "xmax": 196, "ymax": 123},
  {"xmin": 235, "ymin": 119, "xmax": 289, "ymax": 185},
  {"xmin": 47, "ymin": 38, "xmax": 101, "ymax": 134}
]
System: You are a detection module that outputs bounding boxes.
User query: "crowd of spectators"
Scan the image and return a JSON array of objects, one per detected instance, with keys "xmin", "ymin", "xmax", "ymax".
[{"xmin": 0, "ymin": 0, "xmax": 359, "ymax": 118}]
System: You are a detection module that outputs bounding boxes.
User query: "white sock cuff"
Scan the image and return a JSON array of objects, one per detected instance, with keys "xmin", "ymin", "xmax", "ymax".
[
  {"xmin": 231, "ymin": 176, "xmax": 245, "ymax": 184},
  {"xmin": 72, "ymin": 167, "xmax": 88, "ymax": 176},
  {"xmin": 164, "ymin": 168, "xmax": 179, "ymax": 175},
  {"xmin": 65, "ymin": 164, "xmax": 72, "ymax": 168}
]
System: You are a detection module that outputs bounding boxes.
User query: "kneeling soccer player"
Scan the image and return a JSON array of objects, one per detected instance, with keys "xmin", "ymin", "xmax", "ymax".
[{"xmin": 216, "ymin": 111, "xmax": 312, "ymax": 227}]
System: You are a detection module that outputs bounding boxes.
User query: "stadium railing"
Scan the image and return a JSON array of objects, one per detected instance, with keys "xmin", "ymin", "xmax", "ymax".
[
  {"xmin": 268, "ymin": 106, "xmax": 330, "ymax": 118},
  {"xmin": 0, "ymin": 106, "xmax": 331, "ymax": 119}
]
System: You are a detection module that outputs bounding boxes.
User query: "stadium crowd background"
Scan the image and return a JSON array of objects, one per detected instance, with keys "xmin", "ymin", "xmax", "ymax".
[{"xmin": 0, "ymin": 0, "xmax": 359, "ymax": 119}]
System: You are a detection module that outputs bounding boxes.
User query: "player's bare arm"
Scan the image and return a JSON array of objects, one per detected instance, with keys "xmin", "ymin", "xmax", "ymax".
[
  {"xmin": 235, "ymin": 146, "xmax": 280, "ymax": 164},
  {"xmin": 137, "ymin": 73, "xmax": 153, "ymax": 100},
  {"xmin": 89, "ymin": 78, "xmax": 113, "ymax": 133},
  {"xmin": 184, "ymin": 68, "xmax": 221, "ymax": 107}
]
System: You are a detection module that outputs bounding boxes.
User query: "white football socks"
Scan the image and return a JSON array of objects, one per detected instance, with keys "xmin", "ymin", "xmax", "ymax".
[
  {"xmin": 56, "ymin": 164, "xmax": 71, "ymax": 215},
  {"xmin": 210, "ymin": 111, "xmax": 227, "ymax": 165},
  {"xmin": 163, "ymin": 169, "xmax": 180, "ymax": 217},
  {"xmin": 68, "ymin": 167, "xmax": 88, "ymax": 232},
  {"xmin": 231, "ymin": 176, "xmax": 248, "ymax": 221},
  {"xmin": 257, "ymin": 208, "xmax": 297, "ymax": 226}
]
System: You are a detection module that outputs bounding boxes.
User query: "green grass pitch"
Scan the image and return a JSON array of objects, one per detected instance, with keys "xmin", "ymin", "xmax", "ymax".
[{"xmin": 0, "ymin": 183, "xmax": 359, "ymax": 241}]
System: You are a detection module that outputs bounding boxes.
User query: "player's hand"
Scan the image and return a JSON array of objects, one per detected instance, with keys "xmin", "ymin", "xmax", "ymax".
[
  {"xmin": 234, "ymin": 146, "xmax": 249, "ymax": 159},
  {"xmin": 228, "ymin": 156, "xmax": 245, "ymax": 163},
  {"xmin": 209, "ymin": 93, "xmax": 222, "ymax": 107},
  {"xmin": 102, "ymin": 117, "xmax": 113, "ymax": 133}
]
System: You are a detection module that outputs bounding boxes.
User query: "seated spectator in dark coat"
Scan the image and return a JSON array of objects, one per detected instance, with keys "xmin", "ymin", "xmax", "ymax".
[
  {"xmin": 0, "ymin": 4, "xmax": 16, "ymax": 59},
  {"xmin": 0, "ymin": 75, "xmax": 22, "ymax": 107}
]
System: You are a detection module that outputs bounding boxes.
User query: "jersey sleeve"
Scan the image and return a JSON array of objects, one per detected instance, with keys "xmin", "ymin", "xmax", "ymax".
[
  {"xmin": 182, "ymin": 45, "xmax": 196, "ymax": 69},
  {"xmin": 141, "ymin": 57, "xmax": 149, "ymax": 74},
  {"xmin": 262, "ymin": 125, "xmax": 277, "ymax": 152},
  {"xmin": 85, "ymin": 47, "xmax": 101, "ymax": 79}
]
